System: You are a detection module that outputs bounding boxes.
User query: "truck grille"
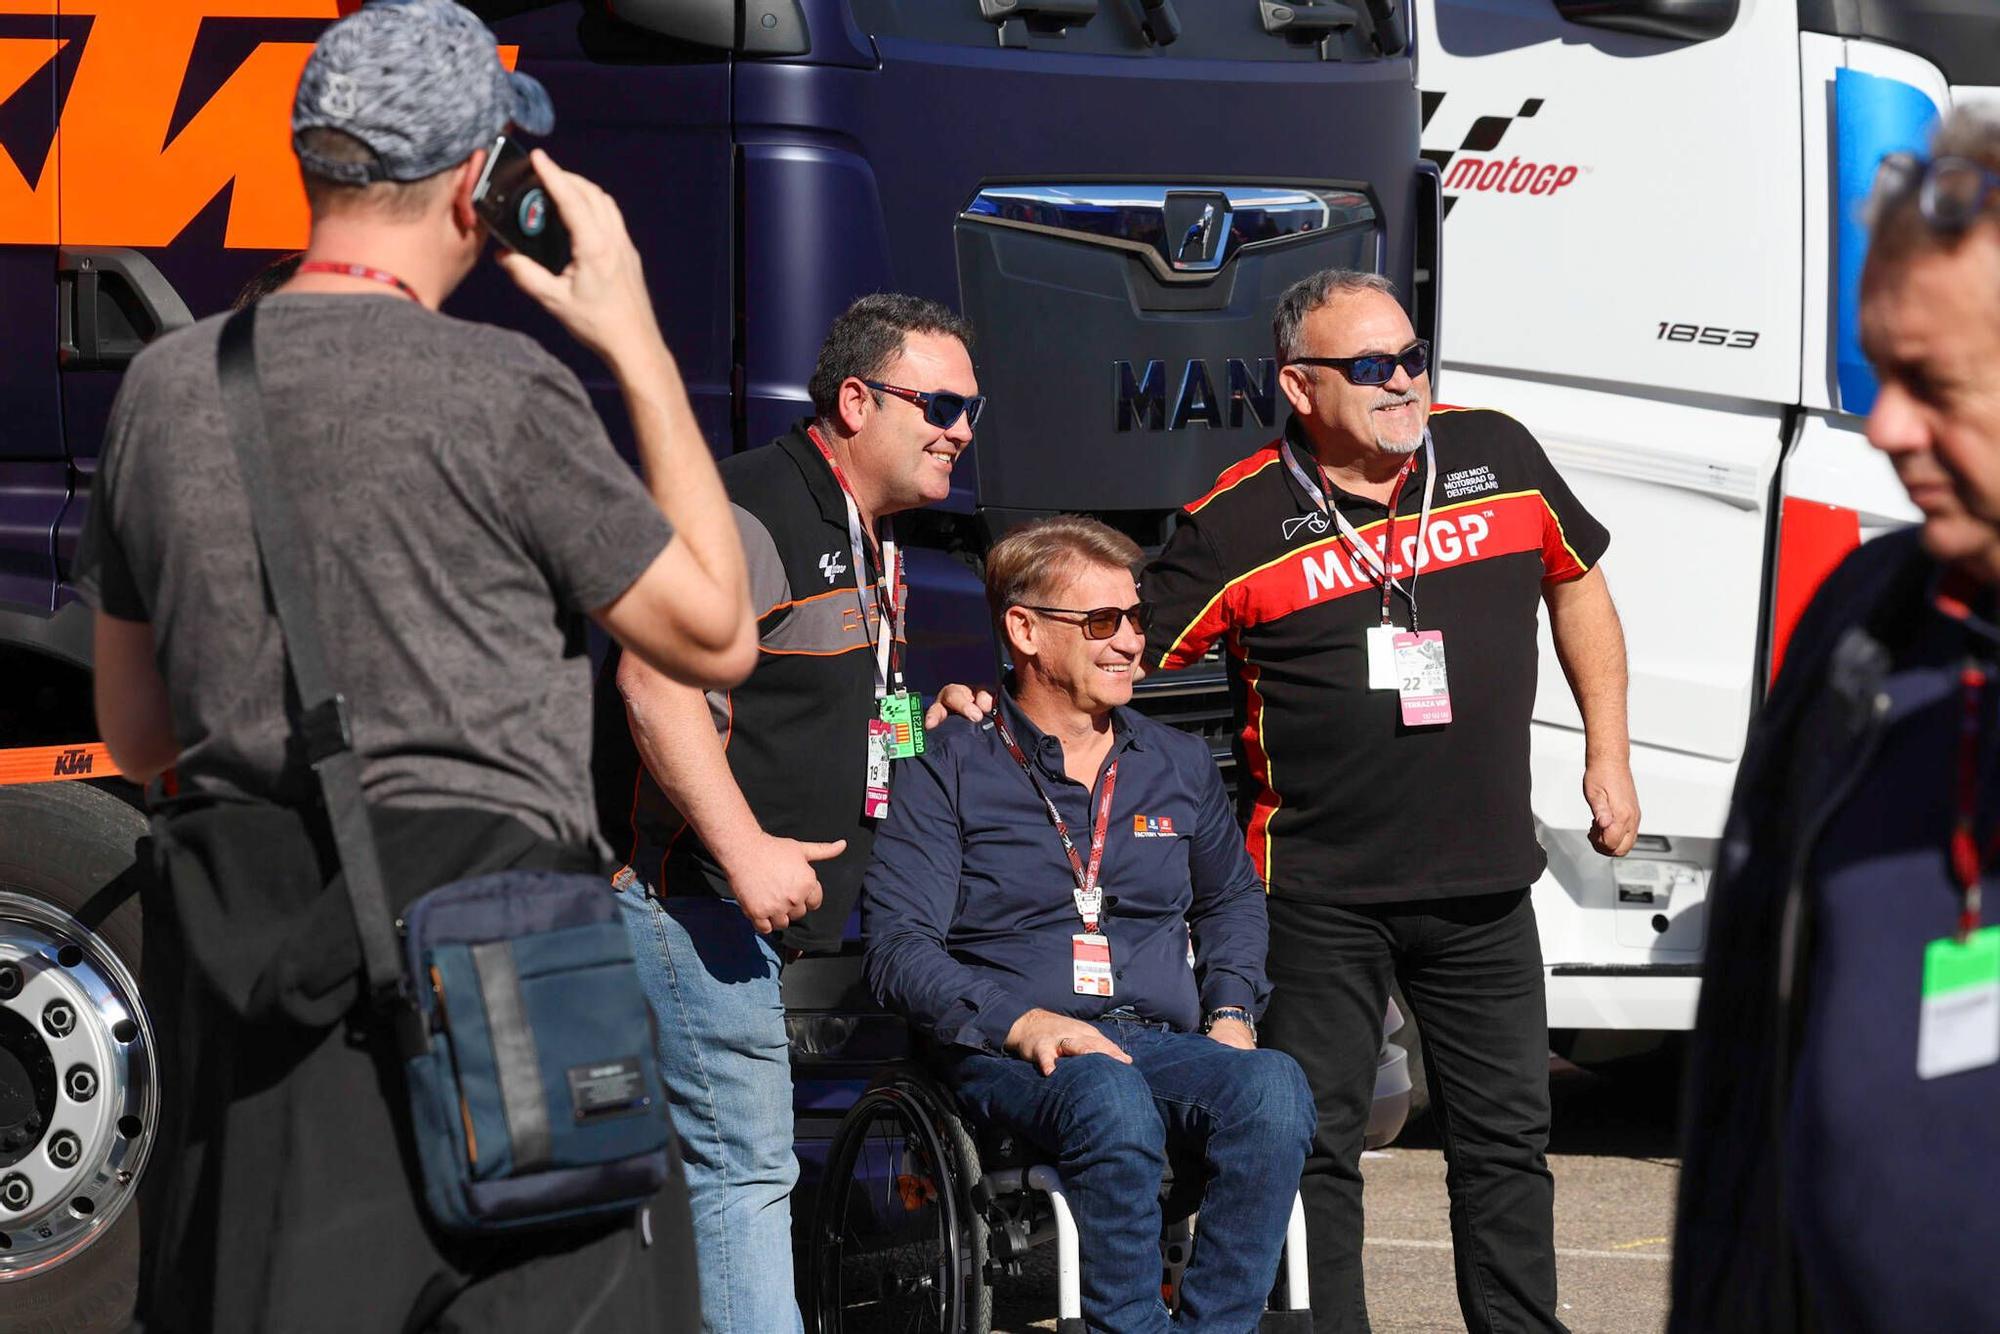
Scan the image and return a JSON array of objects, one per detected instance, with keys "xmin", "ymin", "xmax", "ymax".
[{"xmin": 1129, "ymin": 649, "xmax": 1235, "ymax": 775}]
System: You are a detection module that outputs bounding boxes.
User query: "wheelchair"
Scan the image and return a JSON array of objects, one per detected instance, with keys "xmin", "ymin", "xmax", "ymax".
[{"xmin": 786, "ymin": 951, "xmax": 1407, "ymax": 1333}]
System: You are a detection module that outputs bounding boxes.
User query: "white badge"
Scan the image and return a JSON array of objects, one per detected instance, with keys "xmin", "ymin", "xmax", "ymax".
[
  {"xmin": 1072, "ymin": 932, "xmax": 1114, "ymax": 997},
  {"xmin": 1073, "ymin": 886, "xmax": 1103, "ymax": 928},
  {"xmin": 1365, "ymin": 624, "xmax": 1400, "ymax": 691},
  {"xmin": 1394, "ymin": 630, "xmax": 1452, "ymax": 727},
  {"xmin": 863, "ymin": 719, "xmax": 892, "ymax": 819},
  {"xmin": 1918, "ymin": 928, "xmax": 2000, "ymax": 1080}
]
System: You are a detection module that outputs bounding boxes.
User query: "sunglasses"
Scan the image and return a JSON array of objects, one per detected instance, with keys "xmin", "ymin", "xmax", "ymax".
[
  {"xmin": 865, "ymin": 380, "xmax": 987, "ymax": 431},
  {"xmin": 1021, "ymin": 602, "xmax": 1155, "ymax": 640},
  {"xmin": 1288, "ymin": 339, "xmax": 1431, "ymax": 387},
  {"xmin": 1872, "ymin": 153, "xmax": 2000, "ymax": 234}
]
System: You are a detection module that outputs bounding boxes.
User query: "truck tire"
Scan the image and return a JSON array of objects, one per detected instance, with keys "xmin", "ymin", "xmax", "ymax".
[{"xmin": 0, "ymin": 781, "xmax": 153, "ymax": 1334}]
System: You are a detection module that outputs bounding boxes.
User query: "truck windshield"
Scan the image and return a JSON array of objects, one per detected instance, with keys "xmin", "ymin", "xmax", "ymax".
[{"xmin": 849, "ymin": 0, "xmax": 1396, "ymax": 63}]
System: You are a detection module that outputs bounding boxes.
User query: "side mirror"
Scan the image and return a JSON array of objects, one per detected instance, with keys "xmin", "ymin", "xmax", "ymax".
[
  {"xmin": 1552, "ymin": 0, "xmax": 1735, "ymax": 42},
  {"xmin": 603, "ymin": 0, "xmax": 809, "ymax": 54}
]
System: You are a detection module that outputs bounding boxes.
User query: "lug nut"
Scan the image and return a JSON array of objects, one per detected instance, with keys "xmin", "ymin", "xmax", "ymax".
[
  {"xmin": 47, "ymin": 1132, "xmax": 81, "ymax": 1169},
  {"xmin": 42, "ymin": 1001, "xmax": 75, "ymax": 1039},
  {"xmin": 65, "ymin": 1066, "xmax": 96, "ymax": 1102},
  {"xmin": 0, "ymin": 964, "xmax": 20, "ymax": 1000},
  {"xmin": 0, "ymin": 1174, "xmax": 30, "ymax": 1210}
]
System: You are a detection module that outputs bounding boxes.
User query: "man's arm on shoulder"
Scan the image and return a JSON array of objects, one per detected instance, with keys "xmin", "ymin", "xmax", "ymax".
[
  {"xmin": 862, "ymin": 736, "xmax": 1027, "ymax": 1053},
  {"xmin": 93, "ymin": 612, "xmax": 176, "ymax": 784},
  {"xmin": 1545, "ymin": 566, "xmax": 1639, "ymax": 857},
  {"xmin": 1182, "ymin": 741, "xmax": 1270, "ymax": 1023}
]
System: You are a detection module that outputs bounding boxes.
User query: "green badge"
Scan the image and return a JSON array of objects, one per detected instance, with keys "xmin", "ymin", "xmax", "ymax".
[
  {"xmin": 1918, "ymin": 925, "xmax": 2000, "ymax": 1080},
  {"xmin": 878, "ymin": 690, "xmax": 927, "ymax": 760}
]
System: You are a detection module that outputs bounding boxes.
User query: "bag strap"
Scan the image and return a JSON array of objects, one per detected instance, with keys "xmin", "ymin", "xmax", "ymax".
[{"xmin": 215, "ymin": 304, "xmax": 408, "ymax": 1015}]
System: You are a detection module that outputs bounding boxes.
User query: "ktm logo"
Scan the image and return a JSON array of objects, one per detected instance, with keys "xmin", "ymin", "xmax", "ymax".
[
  {"xmin": 51, "ymin": 747, "xmax": 93, "ymax": 776},
  {"xmin": 0, "ymin": 2, "xmax": 517, "ymax": 250}
]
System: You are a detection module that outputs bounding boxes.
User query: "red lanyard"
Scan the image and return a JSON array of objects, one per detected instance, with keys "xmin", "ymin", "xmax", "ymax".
[
  {"xmin": 1281, "ymin": 437, "xmax": 1419, "ymax": 627},
  {"xmin": 1950, "ymin": 660, "xmax": 1994, "ymax": 939},
  {"xmin": 296, "ymin": 261, "xmax": 421, "ymax": 303},
  {"xmin": 992, "ymin": 715, "xmax": 1118, "ymax": 932},
  {"xmin": 805, "ymin": 425, "xmax": 903, "ymax": 690}
]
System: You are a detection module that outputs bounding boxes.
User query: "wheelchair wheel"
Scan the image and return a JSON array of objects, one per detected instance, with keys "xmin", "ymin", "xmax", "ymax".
[{"xmin": 810, "ymin": 1076, "xmax": 991, "ymax": 1334}]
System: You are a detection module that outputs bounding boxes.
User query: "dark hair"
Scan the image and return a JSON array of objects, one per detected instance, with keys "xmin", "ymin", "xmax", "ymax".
[
  {"xmin": 296, "ymin": 127, "xmax": 454, "ymax": 221},
  {"xmin": 1272, "ymin": 269, "xmax": 1401, "ymax": 362},
  {"xmin": 232, "ymin": 252, "xmax": 304, "ymax": 310},
  {"xmin": 808, "ymin": 293, "xmax": 976, "ymax": 420}
]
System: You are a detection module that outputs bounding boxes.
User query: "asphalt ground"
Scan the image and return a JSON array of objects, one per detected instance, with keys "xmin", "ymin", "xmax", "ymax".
[{"xmin": 989, "ymin": 1055, "xmax": 1682, "ymax": 1333}]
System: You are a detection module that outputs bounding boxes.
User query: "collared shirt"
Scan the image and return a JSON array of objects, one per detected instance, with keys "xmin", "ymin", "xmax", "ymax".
[
  {"xmin": 862, "ymin": 689, "xmax": 1270, "ymax": 1054},
  {"xmin": 593, "ymin": 420, "xmax": 905, "ymax": 953},
  {"xmin": 1143, "ymin": 408, "xmax": 1610, "ymax": 905},
  {"xmin": 1784, "ymin": 576, "xmax": 2000, "ymax": 1330}
]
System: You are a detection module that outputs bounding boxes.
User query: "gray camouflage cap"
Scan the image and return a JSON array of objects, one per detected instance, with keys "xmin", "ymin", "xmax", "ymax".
[{"xmin": 292, "ymin": 0, "xmax": 554, "ymax": 185}]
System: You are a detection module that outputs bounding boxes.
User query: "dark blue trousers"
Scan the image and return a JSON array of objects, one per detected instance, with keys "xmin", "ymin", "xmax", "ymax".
[{"xmin": 943, "ymin": 1019, "xmax": 1314, "ymax": 1333}]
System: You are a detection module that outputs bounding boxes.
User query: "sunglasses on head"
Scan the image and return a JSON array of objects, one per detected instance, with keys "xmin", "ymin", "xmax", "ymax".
[
  {"xmin": 865, "ymin": 380, "xmax": 987, "ymax": 431},
  {"xmin": 1021, "ymin": 602, "xmax": 1155, "ymax": 640},
  {"xmin": 1288, "ymin": 338, "xmax": 1431, "ymax": 387},
  {"xmin": 1873, "ymin": 153, "xmax": 2000, "ymax": 234}
]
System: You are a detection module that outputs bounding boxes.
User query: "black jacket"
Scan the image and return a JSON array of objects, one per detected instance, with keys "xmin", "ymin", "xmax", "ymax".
[{"xmin": 1669, "ymin": 529, "xmax": 1934, "ymax": 1333}]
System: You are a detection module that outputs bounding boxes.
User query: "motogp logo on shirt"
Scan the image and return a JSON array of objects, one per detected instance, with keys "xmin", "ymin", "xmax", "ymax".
[
  {"xmin": 818, "ymin": 551, "xmax": 848, "ymax": 584},
  {"xmin": 1131, "ymin": 814, "xmax": 1177, "ymax": 838}
]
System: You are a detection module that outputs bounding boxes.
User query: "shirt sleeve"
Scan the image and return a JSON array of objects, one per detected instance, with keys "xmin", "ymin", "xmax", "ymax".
[
  {"xmin": 733, "ymin": 504, "xmax": 792, "ymax": 627},
  {"xmin": 1143, "ymin": 513, "xmax": 1234, "ymax": 672},
  {"xmin": 504, "ymin": 350, "xmax": 675, "ymax": 614},
  {"xmin": 71, "ymin": 402, "xmax": 147, "ymax": 622},
  {"xmin": 862, "ymin": 735, "xmax": 1034, "ymax": 1054},
  {"xmin": 1182, "ymin": 742, "xmax": 1271, "ymax": 1017},
  {"xmin": 1510, "ymin": 416, "xmax": 1609, "ymax": 582}
]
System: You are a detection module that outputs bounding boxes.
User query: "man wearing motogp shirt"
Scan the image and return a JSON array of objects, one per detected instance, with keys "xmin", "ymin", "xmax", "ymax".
[{"xmin": 1142, "ymin": 268, "xmax": 1640, "ymax": 1332}]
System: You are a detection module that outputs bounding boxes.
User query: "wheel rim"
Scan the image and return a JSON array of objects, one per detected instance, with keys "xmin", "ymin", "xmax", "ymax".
[
  {"xmin": 816, "ymin": 1087, "xmax": 966, "ymax": 1334},
  {"xmin": 0, "ymin": 891, "xmax": 156, "ymax": 1281}
]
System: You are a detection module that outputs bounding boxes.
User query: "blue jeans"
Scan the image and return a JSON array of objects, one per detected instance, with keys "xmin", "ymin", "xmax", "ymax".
[
  {"xmin": 944, "ymin": 1020, "xmax": 1315, "ymax": 1333},
  {"xmin": 616, "ymin": 875, "xmax": 802, "ymax": 1334}
]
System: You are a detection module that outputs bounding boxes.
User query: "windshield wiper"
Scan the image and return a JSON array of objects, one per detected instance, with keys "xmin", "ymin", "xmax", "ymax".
[{"xmin": 1138, "ymin": 0, "xmax": 1182, "ymax": 46}]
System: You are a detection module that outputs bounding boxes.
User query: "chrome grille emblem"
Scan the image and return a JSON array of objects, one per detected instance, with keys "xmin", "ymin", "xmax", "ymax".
[{"xmin": 961, "ymin": 184, "xmax": 1354, "ymax": 282}]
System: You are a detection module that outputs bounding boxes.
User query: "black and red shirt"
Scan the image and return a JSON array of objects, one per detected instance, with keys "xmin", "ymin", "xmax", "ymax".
[{"xmin": 1142, "ymin": 407, "xmax": 1609, "ymax": 906}]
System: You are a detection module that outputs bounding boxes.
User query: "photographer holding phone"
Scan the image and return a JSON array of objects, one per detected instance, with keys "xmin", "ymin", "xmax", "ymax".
[{"xmin": 76, "ymin": 2, "xmax": 749, "ymax": 1330}]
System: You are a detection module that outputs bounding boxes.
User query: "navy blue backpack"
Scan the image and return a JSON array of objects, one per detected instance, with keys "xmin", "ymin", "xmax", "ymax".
[{"xmin": 216, "ymin": 304, "xmax": 673, "ymax": 1232}]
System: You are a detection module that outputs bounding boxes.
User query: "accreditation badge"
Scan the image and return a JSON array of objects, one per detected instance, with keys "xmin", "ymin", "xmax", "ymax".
[
  {"xmin": 1394, "ymin": 630, "xmax": 1452, "ymax": 727},
  {"xmin": 1072, "ymin": 932, "xmax": 1114, "ymax": 998},
  {"xmin": 1365, "ymin": 624, "xmax": 1400, "ymax": 691},
  {"xmin": 878, "ymin": 689, "xmax": 927, "ymax": 760},
  {"xmin": 863, "ymin": 718, "xmax": 893, "ymax": 819},
  {"xmin": 1918, "ymin": 925, "xmax": 2000, "ymax": 1080}
]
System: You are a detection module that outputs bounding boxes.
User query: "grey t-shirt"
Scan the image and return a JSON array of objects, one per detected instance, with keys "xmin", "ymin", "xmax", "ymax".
[{"xmin": 73, "ymin": 294, "xmax": 671, "ymax": 854}]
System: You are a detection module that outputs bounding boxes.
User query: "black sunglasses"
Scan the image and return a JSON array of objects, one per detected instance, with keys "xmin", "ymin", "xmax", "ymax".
[
  {"xmin": 1288, "ymin": 339, "xmax": 1430, "ymax": 387},
  {"xmin": 865, "ymin": 380, "xmax": 986, "ymax": 431},
  {"xmin": 1021, "ymin": 602, "xmax": 1155, "ymax": 640},
  {"xmin": 1873, "ymin": 153, "xmax": 2000, "ymax": 234}
]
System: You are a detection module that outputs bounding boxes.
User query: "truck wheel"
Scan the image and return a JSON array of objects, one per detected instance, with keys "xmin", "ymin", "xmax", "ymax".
[{"xmin": 0, "ymin": 782, "xmax": 154, "ymax": 1334}]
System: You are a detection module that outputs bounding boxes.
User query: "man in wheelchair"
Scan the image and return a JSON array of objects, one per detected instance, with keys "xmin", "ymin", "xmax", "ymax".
[{"xmin": 863, "ymin": 515, "xmax": 1315, "ymax": 1332}]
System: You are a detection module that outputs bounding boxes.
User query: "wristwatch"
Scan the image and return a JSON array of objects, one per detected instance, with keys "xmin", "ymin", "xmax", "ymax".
[{"xmin": 1202, "ymin": 1006, "xmax": 1256, "ymax": 1041}]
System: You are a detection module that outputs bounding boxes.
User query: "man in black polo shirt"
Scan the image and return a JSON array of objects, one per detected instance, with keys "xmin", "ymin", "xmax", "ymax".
[
  {"xmin": 865, "ymin": 515, "xmax": 1312, "ymax": 1333},
  {"xmin": 1144, "ymin": 269, "xmax": 1640, "ymax": 1332},
  {"xmin": 596, "ymin": 293, "xmax": 988, "ymax": 1333}
]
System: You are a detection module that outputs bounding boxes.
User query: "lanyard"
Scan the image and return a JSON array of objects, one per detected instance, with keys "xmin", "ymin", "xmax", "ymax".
[
  {"xmin": 1282, "ymin": 432, "xmax": 1438, "ymax": 628},
  {"xmin": 806, "ymin": 426, "xmax": 903, "ymax": 696},
  {"xmin": 296, "ymin": 261, "xmax": 421, "ymax": 303},
  {"xmin": 992, "ymin": 714, "xmax": 1118, "ymax": 933},
  {"xmin": 1950, "ymin": 660, "xmax": 1996, "ymax": 940}
]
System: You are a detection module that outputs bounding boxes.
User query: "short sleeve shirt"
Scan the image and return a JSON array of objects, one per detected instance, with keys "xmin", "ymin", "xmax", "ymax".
[
  {"xmin": 1142, "ymin": 407, "xmax": 1609, "ymax": 905},
  {"xmin": 73, "ymin": 295, "xmax": 671, "ymax": 854}
]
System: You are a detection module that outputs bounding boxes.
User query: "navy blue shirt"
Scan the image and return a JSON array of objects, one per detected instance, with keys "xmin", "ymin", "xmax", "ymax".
[
  {"xmin": 862, "ymin": 692, "xmax": 1270, "ymax": 1054},
  {"xmin": 1786, "ymin": 585, "xmax": 2000, "ymax": 1330}
]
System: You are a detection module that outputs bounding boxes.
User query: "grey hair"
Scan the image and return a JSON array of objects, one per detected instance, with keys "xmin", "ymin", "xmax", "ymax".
[{"xmin": 1272, "ymin": 269, "xmax": 1402, "ymax": 362}]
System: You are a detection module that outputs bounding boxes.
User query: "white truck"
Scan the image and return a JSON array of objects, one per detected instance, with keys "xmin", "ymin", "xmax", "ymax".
[{"xmin": 1411, "ymin": 0, "xmax": 1986, "ymax": 1065}]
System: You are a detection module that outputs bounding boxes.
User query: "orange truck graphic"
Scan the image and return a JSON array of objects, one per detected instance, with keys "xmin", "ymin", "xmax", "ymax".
[{"xmin": 0, "ymin": 0, "xmax": 514, "ymax": 250}]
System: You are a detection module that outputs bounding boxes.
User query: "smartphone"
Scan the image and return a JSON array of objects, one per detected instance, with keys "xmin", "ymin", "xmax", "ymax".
[{"xmin": 472, "ymin": 134, "xmax": 572, "ymax": 274}]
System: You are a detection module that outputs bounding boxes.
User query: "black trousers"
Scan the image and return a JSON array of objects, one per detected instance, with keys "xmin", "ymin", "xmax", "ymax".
[{"xmin": 1260, "ymin": 888, "xmax": 1564, "ymax": 1334}]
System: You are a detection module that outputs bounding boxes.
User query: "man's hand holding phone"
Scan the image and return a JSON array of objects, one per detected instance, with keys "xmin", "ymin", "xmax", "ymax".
[{"xmin": 494, "ymin": 148, "xmax": 667, "ymax": 378}]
